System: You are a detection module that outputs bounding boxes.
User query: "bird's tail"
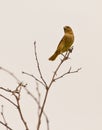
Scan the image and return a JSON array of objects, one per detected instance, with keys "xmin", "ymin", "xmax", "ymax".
[{"xmin": 49, "ymin": 50, "xmax": 60, "ymax": 61}]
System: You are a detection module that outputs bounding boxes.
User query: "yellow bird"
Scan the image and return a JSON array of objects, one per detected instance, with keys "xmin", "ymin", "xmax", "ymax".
[{"xmin": 49, "ymin": 26, "xmax": 74, "ymax": 61}]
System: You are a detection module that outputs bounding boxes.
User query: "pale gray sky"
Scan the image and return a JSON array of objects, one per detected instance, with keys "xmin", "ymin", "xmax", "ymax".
[{"xmin": 0, "ymin": 0, "xmax": 102, "ymax": 130}]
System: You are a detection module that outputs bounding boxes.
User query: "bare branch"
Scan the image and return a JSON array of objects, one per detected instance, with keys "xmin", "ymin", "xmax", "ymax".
[
  {"xmin": 24, "ymin": 87, "xmax": 49, "ymax": 130},
  {"xmin": 12, "ymin": 86, "xmax": 29, "ymax": 130},
  {"xmin": 36, "ymin": 47, "xmax": 76, "ymax": 130},
  {"xmin": 0, "ymin": 83, "xmax": 29, "ymax": 130},
  {"xmin": 33, "ymin": 42, "xmax": 47, "ymax": 88},
  {"xmin": 48, "ymin": 51, "xmax": 72, "ymax": 89},
  {"xmin": 0, "ymin": 43, "xmax": 80, "ymax": 130},
  {"xmin": 36, "ymin": 46, "xmax": 81, "ymax": 130},
  {"xmin": 22, "ymin": 71, "xmax": 45, "ymax": 87},
  {"xmin": 0, "ymin": 121, "xmax": 13, "ymax": 130},
  {"xmin": 0, "ymin": 94, "xmax": 17, "ymax": 108},
  {"xmin": 54, "ymin": 67, "xmax": 82, "ymax": 81},
  {"xmin": 0, "ymin": 87, "xmax": 13, "ymax": 93},
  {"xmin": 1, "ymin": 105, "xmax": 8, "ymax": 130},
  {"xmin": 36, "ymin": 82, "xmax": 41, "ymax": 116},
  {"xmin": 37, "ymin": 89, "xmax": 49, "ymax": 130},
  {"xmin": 0, "ymin": 67, "xmax": 20, "ymax": 84}
]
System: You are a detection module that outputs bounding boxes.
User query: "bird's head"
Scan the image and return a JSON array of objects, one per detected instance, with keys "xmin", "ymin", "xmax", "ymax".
[{"xmin": 64, "ymin": 26, "xmax": 73, "ymax": 33}]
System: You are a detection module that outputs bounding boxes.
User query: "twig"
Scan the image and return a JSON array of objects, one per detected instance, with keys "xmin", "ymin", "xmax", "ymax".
[
  {"xmin": 37, "ymin": 89, "xmax": 49, "ymax": 130},
  {"xmin": 0, "ymin": 67, "xmax": 20, "ymax": 84},
  {"xmin": 0, "ymin": 87, "xmax": 13, "ymax": 93},
  {"xmin": 1, "ymin": 105, "xmax": 8, "ymax": 130},
  {"xmin": 48, "ymin": 51, "xmax": 71, "ymax": 88},
  {"xmin": 36, "ymin": 82, "xmax": 41, "ymax": 116},
  {"xmin": 12, "ymin": 86, "xmax": 29, "ymax": 130},
  {"xmin": 0, "ymin": 121, "xmax": 13, "ymax": 130},
  {"xmin": 33, "ymin": 42, "xmax": 47, "ymax": 88},
  {"xmin": 22, "ymin": 71, "xmax": 45, "ymax": 87},
  {"xmin": 54, "ymin": 67, "xmax": 82, "ymax": 81},
  {"xmin": 0, "ymin": 94, "xmax": 17, "ymax": 108}
]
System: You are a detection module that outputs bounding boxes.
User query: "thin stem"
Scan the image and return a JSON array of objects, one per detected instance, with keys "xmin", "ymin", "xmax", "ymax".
[
  {"xmin": 24, "ymin": 87, "xmax": 49, "ymax": 130},
  {"xmin": 55, "ymin": 68, "xmax": 82, "ymax": 81},
  {"xmin": 0, "ymin": 94, "xmax": 17, "ymax": 108},
  {"xmin": 1, "ymin": 105, "xmax": 8, "ymax": 130},
  {"xmin": 37, "ymin": 89, "xmax": 49, "ymax": 130},
  {"xmin": 0, "ymin": 67, "xmax": 20, "ymax": 84},
  {"xmin": 0, "ymin": 121, "xmax": 13, "ymax": 130},
  {"xmin": 22, "ymin": 71, "xmax": 45, "ymax": 87},
  {"xmin": 33, "ymin": 42, "xmax": 47, "ymax": 87},
  {"xmin": 13, "ymin": 87, "xmax": 29, "ymax": 130}
]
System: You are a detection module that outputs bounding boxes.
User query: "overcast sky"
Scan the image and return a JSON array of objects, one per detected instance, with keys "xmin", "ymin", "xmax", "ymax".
[{"xmin": 0, "ymin": 0, "xmax": 102, "ymax": 130}]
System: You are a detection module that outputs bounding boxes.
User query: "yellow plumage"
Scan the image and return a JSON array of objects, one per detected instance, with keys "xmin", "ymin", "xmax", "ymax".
[{"xmin": 49, "ymin": 26, "xmax": 74, "ymax": 61}]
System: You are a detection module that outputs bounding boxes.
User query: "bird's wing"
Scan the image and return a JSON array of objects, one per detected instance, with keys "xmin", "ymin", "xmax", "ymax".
[{"xmin": 57, "ymin": 35, "xmax": 68, "ymax": 51}]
